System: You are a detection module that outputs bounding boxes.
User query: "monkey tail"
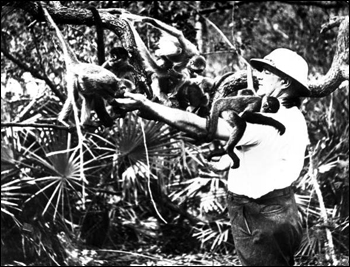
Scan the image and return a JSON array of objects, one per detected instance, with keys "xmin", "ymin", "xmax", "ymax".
[
  {"xmin": 42, "ymin": 7, "xmax": 79, "ymax": 66},
  {"xmin": 87, "ymin": 6, "xmax": 105, "ymax": 65},
  {"xmin": 209, "ymin": 72, "xmax": 236, "ymax": 103},
  {"xmin": 57, "ymin": 76, "xmax": 79, "ymax": 122},
  {"xmin": 212, "ymin": 72, "xmax": 235, "ymax": 92}
]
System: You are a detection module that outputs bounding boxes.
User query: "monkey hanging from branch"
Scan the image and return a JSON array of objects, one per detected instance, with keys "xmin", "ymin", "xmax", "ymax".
[
  {"xmin": 87, "ymin": 7, "xmax": 150, "ymax": 100},
  {"xmin": 133, "ymin": 14, "xmax": 202, "ymax": 73},
  {"xmin": 120, "ymin": 12, "xmax": 212, "ymax": 108},
  {"xmin": 120, "ymin": 13, "xmax": 184, "ymax": 104},
  {"xmin": 205, "ymin": 95, "xmax": 285, "ymax": 169},
  {"xmin": 41, "ymin": 7, "xmax": 135, "ymax": 128},
  {"xmin": 89, "ymin": 6, "xmax": 139, "ymax": 121}
]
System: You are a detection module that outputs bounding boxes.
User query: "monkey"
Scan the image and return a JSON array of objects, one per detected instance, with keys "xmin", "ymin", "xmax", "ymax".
[
  {"xmin": 173, "ymin": 55, "xmax": 210, "ymax": 110},
  {"xmin": 175, "ymin": 75, "xmax": 215, "ymax": 117},
  {"xmin": 41, "ymin": 7, "xmax": 134, "ymax": 128},
  {"xmin": 87, "ymin": 5, "xmax": 105, "ymax": 66},
  {"xmin": 176, "ymin": 79, "xmax": 209, "ymax": 113},
  {"xmin": 185, "ymin": 55, "xmax": 207, "ymax": 78},
  {"xmin": 87, "ymin": 6, "xmax": 137, "ymax": 105},
  {"xmin": 87, "ymin": 7, "xmax": 136, "ymax": 83},
  {"xmin": 102, "ymin": 47, "xmax": 136, "ymax": 83},
  {"xmin": 110, "ymin": 47, "xmax": 129, "ymax": 60},
  {"xmin": 140, "ymin": 17, "xmax": 200, "ymax": 73},
  {"xmin": 205, "ymin": 95, "xmax": 285, "ymax": 168},
  {"xmin": 119, "ymin": 15, "xmax": 183, "ymax": 105},
  {"xmin": 143, "ymin": 17, "xmax": 208, "ymax": 79},
  {"xmin": 100, "ymin": 45, "xmax": 153, "ymax": 101},
  {"xmin": 119, "ymin": 14, "xmax": 181, "ymax": 78},
  {"xmin": 120, "ymin": 13, "xmax": 206, "ymax": 106}
]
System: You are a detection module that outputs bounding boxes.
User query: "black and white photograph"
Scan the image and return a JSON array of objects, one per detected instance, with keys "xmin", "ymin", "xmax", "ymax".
[{"xmin": 1, "ymin": 1, "xmax": 348, "ymax": 266}]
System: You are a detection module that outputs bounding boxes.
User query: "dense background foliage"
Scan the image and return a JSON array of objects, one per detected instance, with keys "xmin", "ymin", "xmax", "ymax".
[{"xmin": 1, "ymin": 1, "xmax": 349, "ymax": 266}]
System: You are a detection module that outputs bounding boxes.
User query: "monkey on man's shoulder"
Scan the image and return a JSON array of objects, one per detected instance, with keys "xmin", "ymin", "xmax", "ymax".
[{"xmin": 205, "ymin": 95, "xmax": 285, "ymax": 169}]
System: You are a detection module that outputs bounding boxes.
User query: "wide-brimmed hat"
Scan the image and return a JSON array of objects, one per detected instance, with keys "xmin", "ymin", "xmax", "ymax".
[{"xmin": 250, "ymin": 48, "xmax": 310, "ymax": 97}]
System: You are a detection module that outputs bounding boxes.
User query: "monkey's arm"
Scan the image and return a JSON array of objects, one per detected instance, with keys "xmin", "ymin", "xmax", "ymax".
[
  {"xmin": 121, "ymin": 13, "xmax": 187, "ymax": 45},
  {"xmin": 122, "ymin": 17, "xmax": 170, "ymax": 77},
  {"xmin": 121, "ymin": 12, "xmax": 198, "ymax": 57},
  {"xmin": 142, "ymin": 17, "xmax": 198, "ymax": 56}
]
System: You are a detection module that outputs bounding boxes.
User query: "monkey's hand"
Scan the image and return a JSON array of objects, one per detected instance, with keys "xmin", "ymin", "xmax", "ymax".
[
  {"xmin": 167, "ymin": 69, "xmax": 183, "ymax": 79},
  {"xmin": 276, "ymin": 122, "xmax": 286, "ymax": 135}
]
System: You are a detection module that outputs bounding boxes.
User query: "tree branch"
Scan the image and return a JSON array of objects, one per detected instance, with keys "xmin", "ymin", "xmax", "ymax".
[
  {"xmin": 195, "ymin": 1, "xmax": 346, "ymax": 16},
  {"xmin": 308, "ymin": 16, "xmax": 349, "ymax": 97},
  {"xmin": 278, "ymin": 1, "xmax": 347, "ymax": 8}
]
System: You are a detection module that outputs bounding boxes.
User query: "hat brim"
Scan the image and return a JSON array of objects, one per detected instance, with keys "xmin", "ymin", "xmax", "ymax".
[{"xmin": 250, "ymin": 58, "xmax": 310, "ymax": 97}]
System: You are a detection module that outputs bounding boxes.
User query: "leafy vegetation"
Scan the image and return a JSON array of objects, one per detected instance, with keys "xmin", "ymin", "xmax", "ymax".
[{"xmin": 1, "ymin": 1, "xmax": 348, "ymax": 266}]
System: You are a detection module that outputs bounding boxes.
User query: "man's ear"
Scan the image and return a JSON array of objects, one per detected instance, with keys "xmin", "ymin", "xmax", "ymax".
[
  {"xmin": 272, "ymin": 77, "xmax": 291, "ymax": 97},
  {"xmin": 281, "ymin": 78, "xmax": 291, "ymax": 88}
]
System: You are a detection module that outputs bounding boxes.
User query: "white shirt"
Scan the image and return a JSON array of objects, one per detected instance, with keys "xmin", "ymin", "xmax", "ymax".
[{"xmin": 227, "ymin": 106, "xmax": 309, "ymax": 199}]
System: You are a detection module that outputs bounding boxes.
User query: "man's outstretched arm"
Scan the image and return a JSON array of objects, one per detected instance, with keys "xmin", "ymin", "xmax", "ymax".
[{"xmin": 114, "ymin": 92, "xmax": 232, "ymax": 141}]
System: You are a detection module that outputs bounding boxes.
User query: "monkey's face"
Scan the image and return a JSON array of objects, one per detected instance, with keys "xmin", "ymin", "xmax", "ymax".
[
  {"xmin": 187, "ymin": 55, "xmax": 206, "ymax": 75},
  {"xmin": 157, "ymin": 56, "xmax": 173, "ymax": 70},
  {"xmin": 261, "ymin": 102, "xmax": 272, "ymax": 112},
  {"xmin": 111, "ymin": 47, "xmax": 130, "ymax": 61},
  {"xmin": 260, "ymin": 97, "xmax": 280, "ymax": 113},
  {"xmin": 115, "ymin": 78, "xmax": 136, "ymax": 97}
]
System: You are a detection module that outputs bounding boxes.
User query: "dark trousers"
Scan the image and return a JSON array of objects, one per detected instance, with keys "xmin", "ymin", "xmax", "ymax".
[{"xmin": 227, "ymin": 187, "xmax": 302, "ymax": 266}]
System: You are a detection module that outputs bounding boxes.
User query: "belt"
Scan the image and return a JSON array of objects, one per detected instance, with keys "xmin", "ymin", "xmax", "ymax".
[{"xmin": 228, "ymin": 186, "xmax": 293, "ymax": 201}]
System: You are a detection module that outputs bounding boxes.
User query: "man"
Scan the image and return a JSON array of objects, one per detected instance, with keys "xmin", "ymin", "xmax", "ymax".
[{"xmin": 115, "ymin": 48, "xmax": 310, "ymax": 266}]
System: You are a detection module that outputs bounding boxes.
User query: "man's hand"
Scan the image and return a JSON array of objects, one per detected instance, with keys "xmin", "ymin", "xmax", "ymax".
[
  {"xmin": 114, "ymin": 92, "xmax": 158, "ymax": 120},
  {"xmin": 114, "ymin": 92, "xmax": 147, "ymax": 111}
]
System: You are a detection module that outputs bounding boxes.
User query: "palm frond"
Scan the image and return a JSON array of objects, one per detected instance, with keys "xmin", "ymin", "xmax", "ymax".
[
  {"xmin": 90, "ymin": 112, "xmax": 183, "ymax": 202},
  {"xmin": 1, "ymin": 141, "xmax": 28, "ymax": 225},
  {"xmin": 18, "ymin": 129, "xmax": 89, "ymax": 220}
]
